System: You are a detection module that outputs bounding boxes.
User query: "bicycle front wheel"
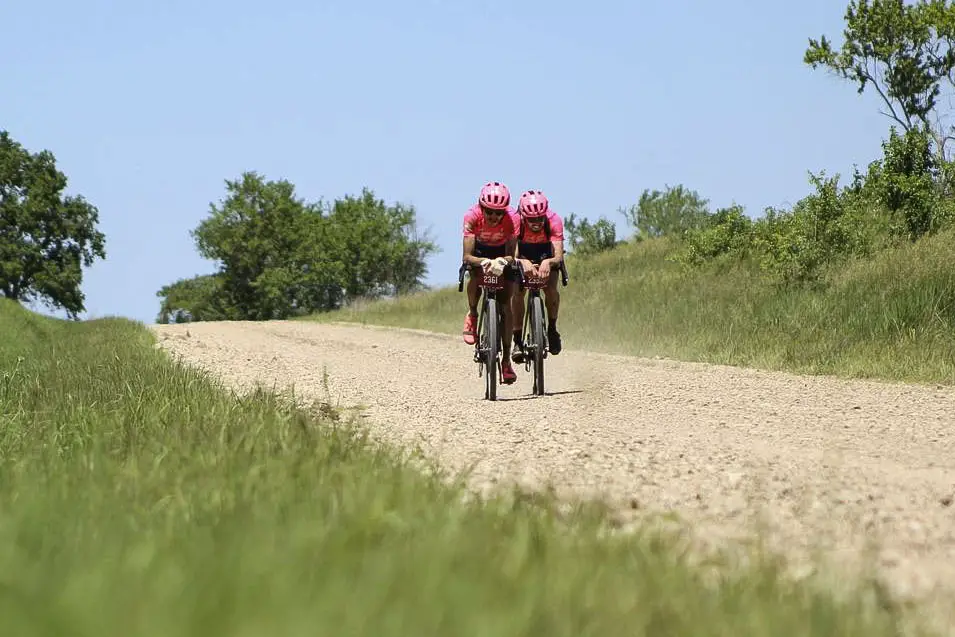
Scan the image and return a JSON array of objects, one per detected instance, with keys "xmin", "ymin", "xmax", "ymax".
[
  {"xmin": 530, "ymin": 295, "xmax": 545, "ymax": 395},
  {"xmin": 484, "ymin": 296, "xmax": 499, "ymax": 400}
]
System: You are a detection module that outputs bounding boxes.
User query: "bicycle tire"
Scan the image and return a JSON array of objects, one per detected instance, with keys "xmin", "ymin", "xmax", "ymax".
[
  {"xmin": 485, "ymin": 296, "xmax": 499, "ymax": 401},
  {"xmin": 530, "ymin": 295, "xmax": 546, "ymax": 395}
]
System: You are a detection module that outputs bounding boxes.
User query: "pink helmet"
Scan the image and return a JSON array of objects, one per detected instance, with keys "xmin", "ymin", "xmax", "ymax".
[
  {"xmin": 479, "ymin": 181, "xmax": 510, "ymax": 210},
  {"xmin": 518, "ymin": 189, "xmax": 549, "ymax": 216}
]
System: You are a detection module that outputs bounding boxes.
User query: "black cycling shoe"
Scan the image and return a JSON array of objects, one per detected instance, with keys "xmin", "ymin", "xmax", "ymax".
[
  {"xmin": 547, "ymin": 326, "xmax": 562, "ymax": 355},
  {"xmin": 512, "ymin": 335, "xmax": 527, "ymax": 363}
]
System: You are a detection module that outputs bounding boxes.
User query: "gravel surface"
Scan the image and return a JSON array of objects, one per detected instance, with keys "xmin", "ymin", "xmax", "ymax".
[{"xmin": 151, "ymin": 319, "xmax": 955, "ymax": 630}]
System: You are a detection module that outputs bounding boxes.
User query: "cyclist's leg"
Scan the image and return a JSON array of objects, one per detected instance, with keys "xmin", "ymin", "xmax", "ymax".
[
  {"xmin": 463, "ymin": 271, "xmax": 479, "ymax": 343},
  {"xmin": 510, "ymin": 254, "xmax": 528, "ymax": 361},
  {"xmin": 510, "ymin": 284, "xmax": 527, "ymax": 363},
  {"xmin": 463, "ymin": 244, "xmax": 489, "ymax": 344},
  {"xmin": 478, "ymin": 243, "xmax": 516, "ymax": 383},
  {"xmin": 510, "ymin": 275, "xmax": 526, "ymax": 341},
  {"xmin": 495, "ymin": 248, "xmax": 513, "ymax": 362},
  {"xmin": 500, "ymin": 276, "xmax": 518, "ymax": 383},
  {"xmin": 543, "ymin": 268, "xmax": 562, "ymax": 354},
  {"xmin": 543, "ymin": 268, "xmax": 560, "ymax": 321},
  {"xmin": 501, "ymin": 278, "xmax": 514, "ymax": 360}
]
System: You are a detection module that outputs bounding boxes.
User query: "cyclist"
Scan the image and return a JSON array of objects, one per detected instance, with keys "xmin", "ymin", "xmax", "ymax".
[
  {"xmin": 461, "ymin": 181, "xmax": 519, "ymax": 384},
  {"xmin": 510, "ymin": 189, "xmax": 564, "ymax": 363}
]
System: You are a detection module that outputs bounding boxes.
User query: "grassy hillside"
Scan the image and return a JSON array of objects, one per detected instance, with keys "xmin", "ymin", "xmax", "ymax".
[
  {"xmin": 0, "ymin": 297, "xmax": 926, "ymax": 635},
  {"xmin": 311, "ymin": 228, "xmax": 955, "ymax": 385}
]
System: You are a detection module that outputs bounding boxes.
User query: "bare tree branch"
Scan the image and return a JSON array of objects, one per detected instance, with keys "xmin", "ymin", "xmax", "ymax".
[{"xmin": 864, "ymin": 58, "xmax": 912, "ymax": 129}]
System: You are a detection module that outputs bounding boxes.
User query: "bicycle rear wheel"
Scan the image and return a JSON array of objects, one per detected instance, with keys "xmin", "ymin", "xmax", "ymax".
[{"xmin": 530, "ymin": 295, "xmax": 545, "ymax": 395}]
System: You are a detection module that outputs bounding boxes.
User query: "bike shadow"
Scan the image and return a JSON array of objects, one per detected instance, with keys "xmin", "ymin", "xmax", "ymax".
[{"xmin": 496, "ymin": 389, "xmax": 584, "ymax": 402}]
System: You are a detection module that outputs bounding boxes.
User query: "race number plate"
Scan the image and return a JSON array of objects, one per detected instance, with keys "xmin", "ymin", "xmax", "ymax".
[{"xmin": 481, "ymin": 273, "xmax": 500, "ymax": 286}]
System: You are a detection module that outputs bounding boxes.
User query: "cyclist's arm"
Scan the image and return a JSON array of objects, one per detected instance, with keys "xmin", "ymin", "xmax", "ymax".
[
  {"xmin": 546, "ymin": 239, "xmax": 565, "ymax": 266},
  {"xmin": 462, "ymin": 236, "xmax": 484, "ymax": 267},
  {"xmin": 545, "ymin": 214, "xmax": 565, "ymax": 267},
  {"xmin": 503, "ymin": 236, "xmax": 517, "ymax": 264}
]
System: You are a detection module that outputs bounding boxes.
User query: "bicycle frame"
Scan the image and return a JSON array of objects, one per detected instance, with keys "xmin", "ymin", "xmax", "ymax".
[
  {"xmin": 458, "ymin": 262, "xmax": 519, "ymax": 400},
  {"xmin": 516, "ymin": 261, "xmax": 569, "ymax": 396},
  {"xmin": 458, "ymin": 260, "xmax": 569, "ymax": 400}
]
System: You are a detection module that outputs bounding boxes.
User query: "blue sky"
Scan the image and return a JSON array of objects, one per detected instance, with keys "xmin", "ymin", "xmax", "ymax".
[{"xmin": 4, "ymin": 0, "xmax": 890, "ymax": 323}]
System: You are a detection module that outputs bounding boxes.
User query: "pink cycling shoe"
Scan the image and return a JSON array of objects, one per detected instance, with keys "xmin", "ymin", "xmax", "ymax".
[
  {"xmin": 463, "ymin": 313, "xmax": 477, "ymax": 345},
  {"xmin": 501, "ymin": 360, "xmax": 517, "ymax": 384}
]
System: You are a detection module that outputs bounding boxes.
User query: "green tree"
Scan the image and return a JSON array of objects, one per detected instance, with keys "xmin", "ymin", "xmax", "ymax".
[
  {"xmin": 0, "ymin": 130, "xmax": 106, "ymax": 319},
  {"xmin": 155, "ymin": 273, "xmax": 230, "ymax": 323},
  {"xmin": 676, "ymin": 168, "xmax": 898, "ymax": 284},
  {"xmin": 190, "ymin": 171, "xmax": 341, "ymax": 320},
  {"xmin": 621, "ymin": 184, "xmax": 711, "ymax": 239},
  {"xmin": 867, "ymin": 126, "xmax": 945, "ymax": 238},
  {"xmin": 804, "ymin": 0, "xmax": 955, "ymax": 163},
  {"xmin": 174, "ymin": 172, "xmax": 439, "ymax": 321},
  {"xmin": 324, "ymin": 189, "xmax": 438, "ymax": 301},
  {"xmin": 677, "ymin": 205, "xmax": 755, "ymax": 268},
  {"xmin": 564, "ymin": 213, "xmax": 620, "ymax": 256},
  {"xmin": 756, "ymin": 172, "xmax": 876, "ymax": 283}
]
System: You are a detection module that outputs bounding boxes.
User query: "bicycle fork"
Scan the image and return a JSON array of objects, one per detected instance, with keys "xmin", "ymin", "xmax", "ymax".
[
  {"xmin": 473, "ymin": 291, "xmax": 505, "ymax": 380},
  {"xmin": 520, "ymin": 291, "xmax": 548, "ymax": 371}
]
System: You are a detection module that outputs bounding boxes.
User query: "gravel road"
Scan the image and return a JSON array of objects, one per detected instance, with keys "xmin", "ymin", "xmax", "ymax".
[{"xmin": 151, "ymin": 319, "xmax": 955, "ymax": 629}]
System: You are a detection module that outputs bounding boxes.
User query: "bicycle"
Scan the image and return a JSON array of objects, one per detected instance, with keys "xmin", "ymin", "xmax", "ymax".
[
  {"xmin": 457, "ymin": 260, "xmax": 524, "ymax": 401},
  {"xmin": 515, "ymin": 260, "xmax": 569, "ymax": 396}
]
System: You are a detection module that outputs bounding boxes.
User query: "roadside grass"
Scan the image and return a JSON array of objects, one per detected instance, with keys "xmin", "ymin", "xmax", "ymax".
[
  {"xmin": 308, "ymin": 229, "xmax": 955, "ymax": 385},
  {"xmin": 0, "ymin": 298, "xmax": 927, "ymax": 636}
]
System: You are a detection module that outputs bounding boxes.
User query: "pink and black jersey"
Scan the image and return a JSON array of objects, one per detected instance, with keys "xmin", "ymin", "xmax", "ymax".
[
  {"xmin": 510, "ymin": 210, "xmax": 564, "ymax": 263},
  {"xmin": 463, "ymin": 204, "xmax": 516, "ymax": 247},
  {"xmin": 510, "ymin": 210, "xmax": 564, "ymax": 244}
]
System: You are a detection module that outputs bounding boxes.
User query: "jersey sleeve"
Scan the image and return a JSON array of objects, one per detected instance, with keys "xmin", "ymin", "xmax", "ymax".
[
  {"xmin": 463, "ymin": 210, "xmax": 477, "ymax": 237},
  {"xmin": 548, "ymin": 213, "xmax": 565, "ymax": 241}
]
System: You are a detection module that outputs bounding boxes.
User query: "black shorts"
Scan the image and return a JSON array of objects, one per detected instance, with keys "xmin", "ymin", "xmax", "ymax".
[
  {"xmin": 469, "ymin": 241, "xmax": 519, "ymax": 282},
  {"xmin": 473, "ymin": 241, "xmax": 506, "ymax": 259},
  {"xmin": 517, "ymin": 241, "xmax": 554, "ymax": 264}
]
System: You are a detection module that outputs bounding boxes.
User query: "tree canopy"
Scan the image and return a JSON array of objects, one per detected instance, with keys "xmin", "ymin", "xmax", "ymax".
[
  {"xmin": 621, "ymin": 184, "xmax": 711, "ymax": 240},
  {"xmin": 0, "ymin": 130, "xmax": 106, "ymax": 319},
  {"xmin": 805, "ymin": 0, "xmax": 955, "ymax": 163},
  {"xmin": 157, "ymin": 172, "xmax": 438, "ymax": 323}
]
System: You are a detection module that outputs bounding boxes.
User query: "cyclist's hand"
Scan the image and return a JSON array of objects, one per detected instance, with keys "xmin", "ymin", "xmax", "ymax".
[
  {"xmin": 479, "ymin": 258, "xmax": 492, "ymax": 272},
  {"xmin": 538, "ymin": 260, "xmax": 552, "ymax": 279},
  {"xmin": 489, "ymin": 257, "xmax": 508, "ymax": 276},
  {"xmin": 521, "ymin": 259, "xmax": 537, "ymax": 276}
]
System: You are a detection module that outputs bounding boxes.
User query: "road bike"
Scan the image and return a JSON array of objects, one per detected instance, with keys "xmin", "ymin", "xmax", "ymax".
[
  {"xmin": 515, "ymin": 261, "xmax": 569, "ymax": 396},
  {"xmin": 457, "ymin": 261, "xmax": 524, "ymax": 401}
]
